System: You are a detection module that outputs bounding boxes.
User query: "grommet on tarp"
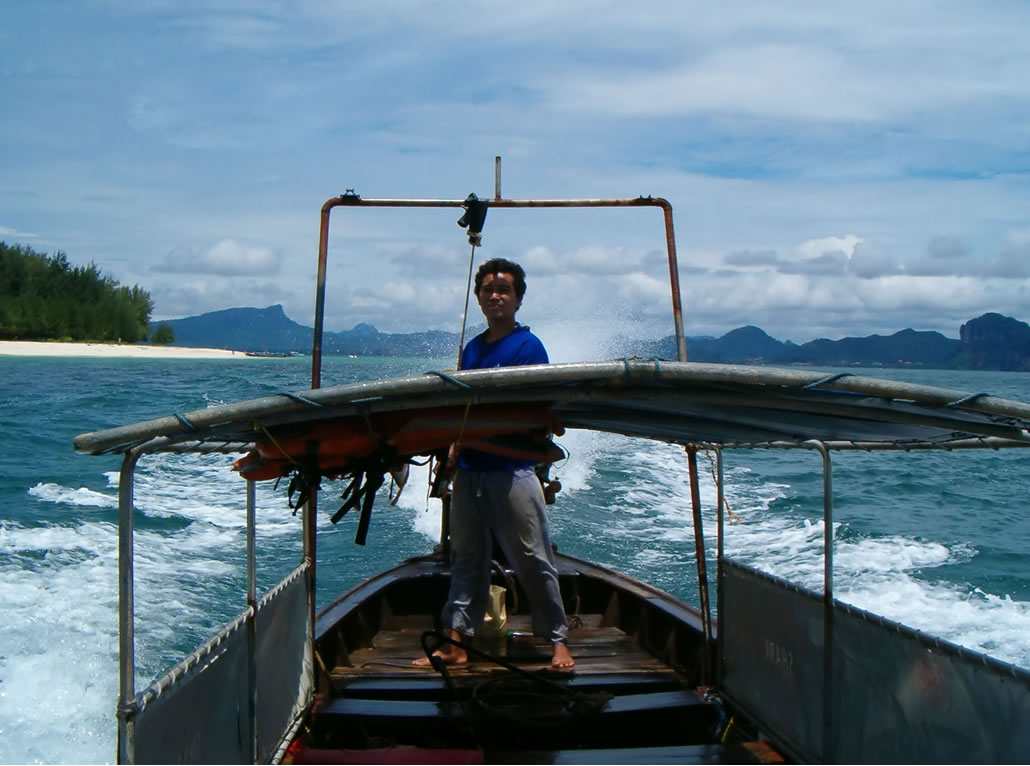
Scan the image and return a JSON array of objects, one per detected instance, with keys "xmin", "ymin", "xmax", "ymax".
[{"xmin": 457, "ymin": 193, "xmax": 489, "ymax": 246}]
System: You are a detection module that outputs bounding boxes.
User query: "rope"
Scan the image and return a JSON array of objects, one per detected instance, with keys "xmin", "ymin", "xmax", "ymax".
[
  {"xmin": 252, "ymin": 420, "xmax": 300, "ymax": 467},
  {"xmin": 455, "ymin": 242, "xmax": 479, "ymax": 370},
  {"xmin": 279, "ymin": 392, "xmax": 322, "ymax": 408},
  {"xmin": 703, "ymin": 449, "xmax": 740, "ymax": 522},
  {"xmin": 454, "ymin": 396, "xmax": 474, "ymax": 451},
  {"xmin": 803, "ymin": 372, "xmax": 852, "ymax": 389},
  {"xmin": 173, "ymin": 412, "xmax": 196, "ymax": 430},
  {"xmin": 946, "ymin": 392, "xmax": 989, "ymax": 407},
  {"xmin": 423, "ymin": 370, "xmax": 471, "ymax": 389}
]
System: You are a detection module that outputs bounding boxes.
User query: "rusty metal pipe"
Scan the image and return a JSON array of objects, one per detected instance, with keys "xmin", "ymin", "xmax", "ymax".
[
  {"xmin": 657, "ymin": 199, "xmax": 687, "ymax": 362},
  {"xmin": 310, "ymin": 194, "xmax": 688, "ymax": 386},
  {"xmin": 311, "ymin": 201, "xmax": 333, "ymax": 389}
]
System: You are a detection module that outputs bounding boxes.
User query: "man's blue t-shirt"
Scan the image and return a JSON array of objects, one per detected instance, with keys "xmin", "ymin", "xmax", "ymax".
[
  {"xmin": 458, "ymin": 324, "xmax": 547, "ymax": 471},
  {"xmin": 460, "ymin": 324, "xmax": 548, "ymax": 370}
]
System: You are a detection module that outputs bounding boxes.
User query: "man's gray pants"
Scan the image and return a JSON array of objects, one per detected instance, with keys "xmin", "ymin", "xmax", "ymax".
[{"xmin": 442, "ymin": 466, "xmax": 569, "ymax": 646}]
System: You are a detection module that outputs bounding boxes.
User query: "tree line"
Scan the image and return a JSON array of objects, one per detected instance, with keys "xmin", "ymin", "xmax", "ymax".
[{"xmin": 0, "ymin": 241, "xmax": 157, "ymax": 343}]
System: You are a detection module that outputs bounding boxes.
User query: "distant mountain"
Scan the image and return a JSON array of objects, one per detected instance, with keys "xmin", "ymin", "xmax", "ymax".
[
  {"xmin": 784, "ymin": 328, "xmax": 960, "ymax": 368},
  {"xmin": 159, "ymin": 305, "xmax": 312, "ymax": 353},
  {"xmin": 690, "ymin": 326, "xmax": 799, "ymax": 364},
  {"xmin": 955, "ymin": 313, "xmax": 1030, "ymax": 372},
  {"xmin": 156, "ymin": 304, "xmax": 456, "ymax": 357},
  {"xmin": 154, "ymin": 306, "xmax": 1030, "ymax": 371}
]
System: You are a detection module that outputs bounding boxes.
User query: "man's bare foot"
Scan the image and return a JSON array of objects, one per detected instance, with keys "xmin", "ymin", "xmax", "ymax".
[
  {"xmin": 551, "ymin": 643, "xmax": 574, "ymax": 669},
  {"xmin": 413, "ymin": 633, "xmax": 468, "ymax": 667}
]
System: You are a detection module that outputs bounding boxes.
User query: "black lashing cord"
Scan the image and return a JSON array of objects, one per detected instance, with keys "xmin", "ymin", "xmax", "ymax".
[{"xmin": 418, "ymin": 630, "xmax": 610, "ymax": 725}]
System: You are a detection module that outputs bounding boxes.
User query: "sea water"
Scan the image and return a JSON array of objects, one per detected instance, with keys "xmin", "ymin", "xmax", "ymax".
[{"xmin": 1, "ymin": 355, "xmax": 1029, "ymax": 764}]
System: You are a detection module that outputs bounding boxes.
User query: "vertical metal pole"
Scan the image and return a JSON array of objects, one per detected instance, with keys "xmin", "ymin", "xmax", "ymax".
[
  {"xmin": 494, "ymin": 156, "xmax": 502, "ymax": 200},
  {"xmin": 117, "ymin": 449, "xmax": 141, "ymax": 765},
  {"xmin": 715, "ymin": 448, "xmax": 725, "ymax": 561},
  {"xmin": 305, "ymin": 204, "xmax": 327, "ymax": 688},
  {"xmin": 804, "ymin": 440, "xmax": 833, "ymax": 762},
  {"xmin": 685, "ymin": 446, "xmax": 713, "ymax": 683},
  {"xmin": 246, "ymin": 480, "xmax": 258, "ymax": 764},
  {"xmin": 456, "ymin": 244, "xmax": 478, "ymax": 367},
  {"xmin": 715, "ymin": 447, "xmax": 724, "ymax": 686},
  {"xmin": 658, "ymin": 202, "xmax": 688, "ymax": 362},
  {"xmin": 311, "ymin": 203, "xmax": 332, "ymax": 390},
  {"xmin": 303, "ymin": 495, "xmax": 316, "ymax": 677}
]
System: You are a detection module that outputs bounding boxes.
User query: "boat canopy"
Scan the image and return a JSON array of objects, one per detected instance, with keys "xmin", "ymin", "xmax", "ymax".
[{"xmin": 73, "ymin": 360, "xmax": 1030, "ymax": 457}]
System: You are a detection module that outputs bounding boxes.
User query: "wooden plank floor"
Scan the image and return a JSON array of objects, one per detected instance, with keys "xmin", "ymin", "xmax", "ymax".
[{"xmin": 330, "ymin": 613, "xmax": 678, "ymax": 683}]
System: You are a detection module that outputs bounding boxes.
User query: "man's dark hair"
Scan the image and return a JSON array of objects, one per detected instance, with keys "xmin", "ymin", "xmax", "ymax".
[{"xmin": 474, "ymin": 258, "xmax": 527, "ymax": 299}]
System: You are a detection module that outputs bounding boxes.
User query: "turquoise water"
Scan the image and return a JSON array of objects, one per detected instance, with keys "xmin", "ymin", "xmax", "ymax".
[{"xmin": 1, "ymin": 355, "xmax": 1029, "ymax": 763}]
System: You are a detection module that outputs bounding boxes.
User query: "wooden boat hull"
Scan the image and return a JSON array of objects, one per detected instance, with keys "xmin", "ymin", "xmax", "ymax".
[{"xmin": 292, "ymin": 550, "xmax": 783, "ymax": 764}]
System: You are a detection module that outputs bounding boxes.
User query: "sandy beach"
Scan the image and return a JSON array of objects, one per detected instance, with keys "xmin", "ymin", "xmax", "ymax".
[{"xmin": 0, "ymin": 340, "xmax": 252, "ymax": 359}]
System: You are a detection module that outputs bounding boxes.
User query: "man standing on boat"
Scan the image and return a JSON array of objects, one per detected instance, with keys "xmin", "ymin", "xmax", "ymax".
[{"xmin": 415, "ymin": 258, "xmax": 574, "ymax": 670}]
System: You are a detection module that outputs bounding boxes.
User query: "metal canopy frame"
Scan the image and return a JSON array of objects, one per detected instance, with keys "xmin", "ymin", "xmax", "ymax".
[{"xmin": 310, "ymin": 192, "xmax": 688, "ymax": 388}]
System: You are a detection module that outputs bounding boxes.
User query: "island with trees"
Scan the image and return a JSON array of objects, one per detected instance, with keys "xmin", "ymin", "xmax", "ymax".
[{"xmin": 0, "ymin": 242, "xmax": 166, "ymax": 344}]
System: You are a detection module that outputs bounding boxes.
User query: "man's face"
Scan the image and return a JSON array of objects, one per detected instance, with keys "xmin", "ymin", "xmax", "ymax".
[{"xmin": 477, "ymin": 272, "xmax": 521, "ymax": 323}]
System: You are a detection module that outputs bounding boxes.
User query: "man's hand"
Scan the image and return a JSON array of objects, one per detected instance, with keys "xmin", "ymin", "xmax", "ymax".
[{"xmin": 429, "ymin": 445, "xmax": 457, "ymax": 498}]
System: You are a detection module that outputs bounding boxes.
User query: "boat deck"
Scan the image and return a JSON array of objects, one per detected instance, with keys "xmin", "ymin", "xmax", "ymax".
[
  {"xmin": 297, "ymin": 613, "xmax": 784, "ymax": 764},
  {"xmin": 333, "ymin": 613, "xmax": 671, "ymax": 679}
]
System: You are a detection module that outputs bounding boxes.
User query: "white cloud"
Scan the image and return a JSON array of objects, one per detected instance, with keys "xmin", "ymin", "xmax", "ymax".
[
  {"xmin": 907, "ymin": 236, "xmax": 972, "ymax": 276},
  {"xmin": 152, "ymin": 240, "xmax": 280, "ymax": 276},
  {"xmin": 566, "ymin": 245, "xmax": 637, "ymax": 276},
  {"xmin": 724, "ymin": 249, "xmax": 779, "ymax": 267},
  {"xmin": 520, "ymin": 245, "xmax": 561, "ymax": 276},
  {"xmin": 0, "ymin": 225, "xmax": 39, "ymax": 239},
  {"xmin": 616, "ymin": 272, "xmax": 672, "ymax": 308},
  {"xmin": 779, "ymin": 250, "xmax": 848, "ymax": 276},
  {"xmin": 796, "ymin": 235, "xmax": 861, "ymax": 261},
  {"xmin": 849, "ymin": 241, "xmax": 900, "ymax": 279}
]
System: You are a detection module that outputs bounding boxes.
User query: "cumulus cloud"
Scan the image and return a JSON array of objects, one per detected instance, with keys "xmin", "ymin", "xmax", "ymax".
[
  {"xmin": 906, "ymin": 235, "xmax": 972, "ymax": 276},
  {"xmin": 566, "ymin": 245, "xmax": 637, "ymax": 275},
  {"xmin": 150, "ymin": 277, "xmax": 301, "ymax": 320},
  {"xmin": 723, "ymin": 249, "xmax": 779, "ymax": 267},
  {"xmin": 779, "ymin": 250, "xmax": 848, "ymax": 276},
  {"xmin": 616, "ymin": 271, "xmax": 670, "ymax": 307},
  {"xmin": 849, "ymin": 240, "xmax": 899, "ymax": 278},
  {"xmin": 796, "ymin": 235, "xmax": 860, "ymax": 261},
  {"xmin": 152, "ymin": 239, "xmax": 281, "ymax": 276},
  {"xmin": 520, "ymin": 245, "xmax": 562, "ymax": 276}
]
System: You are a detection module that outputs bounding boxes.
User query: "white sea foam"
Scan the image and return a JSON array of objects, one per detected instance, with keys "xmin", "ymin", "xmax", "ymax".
[
  {"xmin": 27, "ymin": 482, "xmax": 117, "ymax": 509},
  {"xmin": 0, "ymin": 520, "xmax": 119, "ymax": 764},
  {"xmin": 580, "ymin": 434, "xmax": 1030, "ymax": 669},
  {"xmin": 7, "ymin": 395, "xmax": 1029, "ymax": 764},
  {"xmin": 3, "ymin": 452, "xmax": 311, "ymax": 763}
]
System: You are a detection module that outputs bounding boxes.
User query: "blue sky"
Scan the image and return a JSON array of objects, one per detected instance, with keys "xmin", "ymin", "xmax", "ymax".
[{"xmin": 3, "ymin": 1, "xmax": 1030, "ymax": 351}]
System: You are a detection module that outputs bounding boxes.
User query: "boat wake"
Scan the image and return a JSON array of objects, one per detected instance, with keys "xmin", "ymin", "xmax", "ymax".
[{"xmin": 5, "ymin": 428, "xmax": 1030, "ymax": 763}]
